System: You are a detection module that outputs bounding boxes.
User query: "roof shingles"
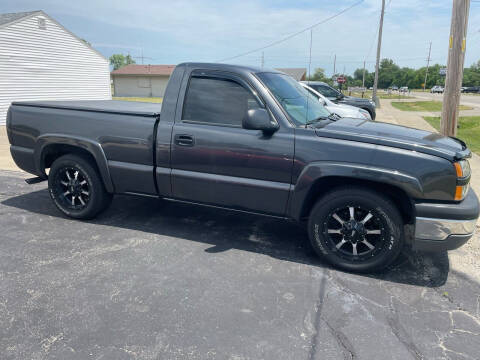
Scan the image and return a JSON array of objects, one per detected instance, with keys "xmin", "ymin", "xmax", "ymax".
[{"xmin": 275, "ymin": 68, "xmax": 307, "ymax": 81}]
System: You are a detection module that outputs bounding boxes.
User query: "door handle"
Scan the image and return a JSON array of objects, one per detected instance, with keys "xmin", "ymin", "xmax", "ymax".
[{"xmin": 174, "ymin": 134, "xmax": 195, "ymax": 146}]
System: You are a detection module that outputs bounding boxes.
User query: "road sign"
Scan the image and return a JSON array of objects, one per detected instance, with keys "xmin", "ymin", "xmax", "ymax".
[
  {"xmin": 337, "ymin": 76, "xmax": 346, "ymax": 84},
  {"xmin": 348, "ymin": 87, "xmax": 366, "ymax": 92},
  {"xmin": 439, "ymin": 68, "xmax": 447, "ymax": 76}
]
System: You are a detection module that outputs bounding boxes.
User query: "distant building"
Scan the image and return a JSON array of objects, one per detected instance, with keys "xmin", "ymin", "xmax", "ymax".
[
  {"xmin": 0, "ymin": 10, "xmax": 111, "ymax": 125},
  {"xmin": 275, "ymin": 68, "xmax": 307, "ymax": 81},
  {"xmin": 111, "ymin": 64, "xmax": 176, "ymax": 98}
]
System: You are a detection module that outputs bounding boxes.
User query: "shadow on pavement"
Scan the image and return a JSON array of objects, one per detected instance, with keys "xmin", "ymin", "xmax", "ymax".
[{"xmin": 2, "ymin": 188, "xmax": 450, "ymax": 288}]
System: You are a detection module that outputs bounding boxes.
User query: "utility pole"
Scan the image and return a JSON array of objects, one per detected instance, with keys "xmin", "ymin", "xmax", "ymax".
[
  {"xmin": 441, "ymin": 0, "xmax": 470, "ymax": 136},
  {"xmin": 308, "ymin": 29, "xmax": 313, "ymax": 80},
  {"xmin": 261, "ymin": 52, "xmax": 264, "ymax": 68},
  {"xmin": 333, "ymin": 54, "xmax": 336, "ymax": 75},
  {"xmin": 423, "ymin": 42, "xmax": 432, "ymax": 91},
  {"xmin": 372, "ymin": 0, "xmax": 386, "ymax": 107},
  {"xmin": 362, "ymin": 60, "xmax": 366, "ymax": 88}
]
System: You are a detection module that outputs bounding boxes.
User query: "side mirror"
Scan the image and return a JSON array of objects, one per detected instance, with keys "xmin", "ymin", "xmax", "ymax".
[{"xmin": 243, "ymin": 108, "xmax": 279, "ymax": 133}]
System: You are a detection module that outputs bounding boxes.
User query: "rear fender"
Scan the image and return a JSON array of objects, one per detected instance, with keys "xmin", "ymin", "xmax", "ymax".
[{"xmin": 35, "ymin": 134, "xmax": 114, "ymax": 193}]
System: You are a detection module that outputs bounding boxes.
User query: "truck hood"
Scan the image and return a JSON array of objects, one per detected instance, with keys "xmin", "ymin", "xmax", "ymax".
[{"xmin": 315, "ymin": 117, "xmax": 471, "ymax": 160}]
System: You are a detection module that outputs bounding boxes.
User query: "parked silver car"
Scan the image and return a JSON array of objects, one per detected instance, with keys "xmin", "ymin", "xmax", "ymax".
[{"xmin": 300, "ymin": 83, "xmax": 372, "ymax": 120}]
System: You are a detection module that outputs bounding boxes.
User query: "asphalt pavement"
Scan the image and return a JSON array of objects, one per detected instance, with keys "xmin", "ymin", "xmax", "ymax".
[{"xmin": 1, "ymin": 170, "xmax": 479, "ymax": 360}]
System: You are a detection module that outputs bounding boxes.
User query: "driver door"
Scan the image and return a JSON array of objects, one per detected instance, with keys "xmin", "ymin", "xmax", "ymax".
[{"xmin": 170, "ymin": 70, "xmax": 294, "ymax": 216}]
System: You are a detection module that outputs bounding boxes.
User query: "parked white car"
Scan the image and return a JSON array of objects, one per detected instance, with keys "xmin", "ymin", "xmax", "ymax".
[
  {"xmin": 300, "ymin": 83, "xmax": 372, "ymax": 120},
  {"xmin": 431, "ymin": 85, "xmax": 444, "ymax": 94}
]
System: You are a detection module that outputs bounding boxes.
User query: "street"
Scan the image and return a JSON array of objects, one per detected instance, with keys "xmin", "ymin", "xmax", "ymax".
[
  {"xmin": 1, "ymin": 170, "xmax": 479, "ymax": 360},
  {"xmin": 411, "ymin": 91, "xmax": 480, "ymax": 110}
]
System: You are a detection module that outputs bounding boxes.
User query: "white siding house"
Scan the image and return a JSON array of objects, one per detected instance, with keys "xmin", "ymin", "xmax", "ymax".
[{"xmin": 0, "ymin": 11, "xmax": 111, "ymax": 125}]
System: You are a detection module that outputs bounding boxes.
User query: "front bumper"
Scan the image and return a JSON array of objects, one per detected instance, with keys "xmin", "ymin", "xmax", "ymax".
[{"xmin": 413, "ymin": 189, "xmax": 479, "ymax": 251}]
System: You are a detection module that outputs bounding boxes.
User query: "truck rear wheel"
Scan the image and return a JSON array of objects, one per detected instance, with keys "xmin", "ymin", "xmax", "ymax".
[
  {"xmin": 308, "ymin": 187, "xmax": 404, "ymax": 273},
  {"xmin": 48, "ymin": 154, "xmax": 112, "ymax": 219}
]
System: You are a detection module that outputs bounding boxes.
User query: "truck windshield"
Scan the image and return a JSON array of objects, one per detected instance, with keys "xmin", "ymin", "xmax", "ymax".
[{"xmin": 257, "ymin": 72, "xmax": 331, "ymax": 125}]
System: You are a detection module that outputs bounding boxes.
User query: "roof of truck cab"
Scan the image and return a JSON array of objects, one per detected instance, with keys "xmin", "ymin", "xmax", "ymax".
[
  {"xmin": 11, "ymin": 100, "xmax": 162, "ymax": 116},
  {"xmin": 178, "ymin": 62, "xmax": 282, "ymax": 75}
]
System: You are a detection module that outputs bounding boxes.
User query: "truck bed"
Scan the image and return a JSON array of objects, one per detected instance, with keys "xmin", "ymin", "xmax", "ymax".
[
  {"xmin": 8, "ymin": 100, "xmax": 162, "ymax": 196},
  {"xmin": 12, "ymin": 100, "xmax": 162, "ymax": 117}
]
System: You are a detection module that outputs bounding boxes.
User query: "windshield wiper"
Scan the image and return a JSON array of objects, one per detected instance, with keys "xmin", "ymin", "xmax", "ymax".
[
  {"xmin": 305, "ymin": 113, "xmax": 340, "ymax": 127},
  {"xmin": 305, "ymin": 116, "xmax": 328, "ymax": 127},
  {"xmin": 327, "ymin": 113, "xmax": 341, "ymax": 120}
]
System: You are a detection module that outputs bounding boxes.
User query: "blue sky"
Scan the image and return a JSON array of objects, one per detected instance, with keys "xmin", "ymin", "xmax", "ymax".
[{"xmin": 2, "ymin": 0, "xmax": 480, "ymax": 76}]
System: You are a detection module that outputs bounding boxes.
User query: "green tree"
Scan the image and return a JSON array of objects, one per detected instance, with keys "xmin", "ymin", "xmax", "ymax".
[
  {"xmin": 463, "ymin": 61, "xmax": 480, "ymax": 86},
  {"xmin": 109, "ymin": 54, "xmax": 136, "ymax": 70},
  {"xmin": 307, "ymin": 68, "xmax": 329, "ymax": 82}
]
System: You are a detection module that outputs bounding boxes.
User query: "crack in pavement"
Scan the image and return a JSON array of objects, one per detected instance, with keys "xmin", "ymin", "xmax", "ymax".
[{"xmin": 387, "ymin": 297, "xmax": 424, "ymax": 360}]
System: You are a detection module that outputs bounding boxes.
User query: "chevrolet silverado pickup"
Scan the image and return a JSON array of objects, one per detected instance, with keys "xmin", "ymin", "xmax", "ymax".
[{"xmin": 6, "ymin": 63, "xmax": 479, "ymax": 272}]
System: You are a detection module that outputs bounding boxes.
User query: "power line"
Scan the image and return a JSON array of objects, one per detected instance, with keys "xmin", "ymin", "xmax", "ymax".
[{"xmin": 216, "ymin": 0, "xmax": 364, "ymax": 62}]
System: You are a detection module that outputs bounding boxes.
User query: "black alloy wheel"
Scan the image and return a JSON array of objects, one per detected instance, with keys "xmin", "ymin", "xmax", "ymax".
[
  {"xmin": 48, "ymin": 154, "xmax": 112, "ymax": 219},
  {"xmin": 53, "ymin": 167, "xmax": 91, "ymax": 210},
  {"xmin": 308, "ymin": 187, "xmax": 404, "ymax": 272}
]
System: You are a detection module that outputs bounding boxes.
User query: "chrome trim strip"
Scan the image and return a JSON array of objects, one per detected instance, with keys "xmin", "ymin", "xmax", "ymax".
[{"xmin": 415, "ymin": 217, "xmax": 477, "ymax": 241}]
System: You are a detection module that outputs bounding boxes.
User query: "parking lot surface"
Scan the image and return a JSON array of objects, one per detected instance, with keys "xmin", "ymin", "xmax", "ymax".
[{"xmin": 1, "ymin": 170, "xmax": 480, "ymax": 360}]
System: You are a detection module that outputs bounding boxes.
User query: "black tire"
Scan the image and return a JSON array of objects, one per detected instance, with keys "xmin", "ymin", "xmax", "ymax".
[
  {"xmin": 308, "ymin": 187, "xmax": 404, "ymax": 273},
  {"xmin": 362, "ymin": 108, "xmax": 374, "ymax": 120},
  {"xmin": 48, "ymin": 154, "xmax": 112, "ymax": 219}
]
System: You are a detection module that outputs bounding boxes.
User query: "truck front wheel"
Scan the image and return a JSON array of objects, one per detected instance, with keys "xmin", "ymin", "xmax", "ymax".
[
  {"xmin": 48, "ymin": 154, "xmax": 112, "ymax": 219},
  {"xmin": 308, "ymin": 187, "xmax": 404, "ymax": 272}
]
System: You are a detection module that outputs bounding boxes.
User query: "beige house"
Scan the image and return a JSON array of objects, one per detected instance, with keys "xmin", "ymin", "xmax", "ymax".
[
  {"xmin": 111, "ymin": 64, "xmax": 176, "ymax": 97},
  {"xmin": 110, "ymin": 65, "xmax": 306, "ymax": 98}
]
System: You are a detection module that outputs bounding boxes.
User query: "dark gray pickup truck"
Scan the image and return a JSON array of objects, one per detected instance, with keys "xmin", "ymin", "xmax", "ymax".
[{"xmin": 6, "ymin": 63, "xmax": 479, "ymax": 272}]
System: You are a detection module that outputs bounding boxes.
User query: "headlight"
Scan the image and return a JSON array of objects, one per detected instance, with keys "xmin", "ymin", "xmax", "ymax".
[
  {"xmin": 454, "ymin": 159, "xmax": 471, "ymax": 178},
  {"xmin": 454, "ymin": 160, "xmax": 471, "ymax": 200},
  {"xmin": 369, "ymin": 100, "xmax": 375, "ymax": 107}
]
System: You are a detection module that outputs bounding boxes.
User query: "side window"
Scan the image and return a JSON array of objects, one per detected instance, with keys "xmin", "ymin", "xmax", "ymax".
[
  {"xmin": 318, "ymin": 85, "xmax": 340, "ymax": 98},
  {"xmin": 305, "ymin": 87, "xmax": 319, "ymax": 99},
  {"xmin": 182, "ymin": 76, "xmax": 261, "ymax": 126}
]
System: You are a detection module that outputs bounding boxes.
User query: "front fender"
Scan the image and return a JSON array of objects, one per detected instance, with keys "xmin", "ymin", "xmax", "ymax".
[
  {"xmin": 35, "ymin": 134, "xmax": 114, "ymax": 193},
  {"xmin": 288, "ymin": 161, "xmax": 422, "ymax": 221}
]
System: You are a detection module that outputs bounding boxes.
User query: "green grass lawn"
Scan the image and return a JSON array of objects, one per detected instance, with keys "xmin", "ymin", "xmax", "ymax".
[
  {"xmin": 113, "ymin": 97, "xmax": 163, "ymax": 103},
  {"xmin": 391, "ymin": 101, "xmax": 472, "ymax": 112},
  {"xmin": 377, "ymin": 93, "xmax": 412, "ymax": 99},
  {"xmin": 424, "ymin": 116, "xmax": 480, "ymax": 154}
]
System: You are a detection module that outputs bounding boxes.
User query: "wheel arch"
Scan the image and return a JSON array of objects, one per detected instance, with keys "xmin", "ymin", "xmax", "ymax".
[
  {"xmin": 360, "ymin": 107, "xmax": 374, "ymax": 119},
  {"xmin": 35, "ymin": 134, "xmax": 114, "ymax": 193},
  {"xmin": 289, "ymin": 162, "xmax": 421, "ymax": 225}
]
